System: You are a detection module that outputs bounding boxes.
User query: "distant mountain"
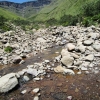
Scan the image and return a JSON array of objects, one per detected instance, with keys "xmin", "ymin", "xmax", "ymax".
[{"xmin": 0, "ymin": 0, "xmax": 51, "ymax": 18}]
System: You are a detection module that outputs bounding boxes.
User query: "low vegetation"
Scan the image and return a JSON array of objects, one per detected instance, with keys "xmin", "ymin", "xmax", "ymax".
[{"xmin": 4, "ymin": 46, "xmax": 13, "ymax": 53}]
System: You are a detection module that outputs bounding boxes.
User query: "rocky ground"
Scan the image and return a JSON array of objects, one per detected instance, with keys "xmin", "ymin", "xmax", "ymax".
[{"xmin": 0, "ymin": 25, "xmax": 100, "ymax": 100}]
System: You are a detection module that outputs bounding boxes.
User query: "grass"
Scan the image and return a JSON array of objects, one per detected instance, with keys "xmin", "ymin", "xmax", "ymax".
[
  {"xmin": 4, "ymin": 46, "xmax": 13, "ymax": 53},
  {"xmin": 0, "ymin": 7, "xmax": 24, "ymax": 20},
  {"xmin": 29, "ymin": 0, "xmax": 95, "ymax": 21}
]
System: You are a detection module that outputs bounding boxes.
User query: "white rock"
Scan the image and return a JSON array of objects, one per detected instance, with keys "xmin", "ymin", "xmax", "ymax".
[
  {"xmin": 27, "ymin": 65, "xmax": 34, "ymax": 68},
  {"xmin": 13, "ymin": 56, "xmax": 22, "ymax": 64},
  {"xmin": 81, "ymin": 67, "xmax": 88, "ymax": 71},
  {"xmin": 23, "ymin": 76, "xmax": 30, "ymax": 81},
  {"xmin": 64, "ymin": 69, "xmax": 75, "ymax": 75},
  {"xmin": 18, "ymin": 71, "xmax": 25, "ymax": 76},
  {"xmin": 34, "ymin": 96, "xmax": 39, "ymax": 100},
  {"xmin": 27, "ymin": 68, "xmax": 38, "ymax": 76},
  {"xmin": 33, "ymin": 88, "xmax": 39, "ymax": 93},
  {"xmin": 33, "ymin": 77, "xmax": 41, "ymax": 81},
  {"xmin": 19, "ymin": 60, "xmax": 25, "ymax": 64},
  {"xmin": 0, "ymin": 73, "xmax": 18, "ymax": 93},
  {"xmin": 67, "ymin": 96, "xmax": 72, "ymax": 100},
  {"xmin": 54, "ymin": 66, "xmax": 75, "ymax": 75},
  {"xmin": 85, "ymin": 54, "xmax": 94, "ymax": 61},
  {"xmin": 61, "ymin": 49, "xmax": 70, "ymax": 57},
  {"xmin": 77, "ymin": 71, "xmax": 82, "ymax": 75},
  {"xmin": 83, "ymin": 40, "xmax": 93, "ymax": 46},
  {"xmin": 61, "ymin": 56, "xmax": 74, "ymax": 66},
  {"xmin": 78, "ymin": 45, "xmax": 86, "ymax": 53},
  {"xmin": 44, "ymin": 60, "xmax": 50, "ymax": 63},
  {"xmin": 37, "ymin": 38, "xmax": 46, "ymax": 43},
  {"xmin": 92, "ymin": 44, "xmax": 100, "ymax": 52},
  {"xmin": 21, "ymin": 90, "xmax": 27, "ymax": 94},
  {"xmin": 67, "ymin": 43, "xmax": 75, "ymax": 51},
  {"xmin": 15, "ymin": 73, "xmax": 20, "ymax": 78}
]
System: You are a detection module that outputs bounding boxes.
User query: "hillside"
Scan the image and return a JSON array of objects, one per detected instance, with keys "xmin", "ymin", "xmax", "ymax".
[
  {"xmin": 0, "ymin": 7, "xmax": 23, "ymax": 19},
  {"xmin": 29, "ymin": 0, "xmax": 95, "ymax": 21},
  {"xmin": 0, "ymin": 0, "xmax": 51, "ymax": 18}
]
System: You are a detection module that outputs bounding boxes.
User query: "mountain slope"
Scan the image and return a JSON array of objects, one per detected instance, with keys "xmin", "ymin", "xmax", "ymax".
[
  {"xmin": 0, "ymin": 7, "xmax": 23, "ymax": 19},
  {"xmin": 29, "ymin": 0, "xmax": 95, "ymax": 21},
  {"xmin": 0, "ymin": 0, "xmax": 51, "ymax": 18}
]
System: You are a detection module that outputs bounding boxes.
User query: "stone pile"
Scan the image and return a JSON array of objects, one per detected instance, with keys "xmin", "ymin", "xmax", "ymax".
[
  {"xmin": 54, "ymin": 25, "xmax": 100, "ymax": 75},
  {"xmin": 0, "ymin": 27, "xmax": 66, "ymax": 65}
]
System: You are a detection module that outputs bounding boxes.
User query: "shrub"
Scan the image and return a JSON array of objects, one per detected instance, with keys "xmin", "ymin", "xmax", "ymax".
[{"xmin": 4, "ymin": 46, "xmax": 13, "ymax": 53}]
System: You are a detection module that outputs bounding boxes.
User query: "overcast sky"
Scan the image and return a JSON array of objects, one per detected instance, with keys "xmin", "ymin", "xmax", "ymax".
[{"xmin": 0, "ymin": 0, "xmax": 37, "ymax": 3}]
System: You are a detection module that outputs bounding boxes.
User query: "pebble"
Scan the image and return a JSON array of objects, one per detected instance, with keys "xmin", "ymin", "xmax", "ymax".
[
  {"xmin": 21, "ymin": 90, "xmax": 27, "ymax": 94},
  {"xmin": 33, "ymin": 96, "xmax": 39, "ymax": 100},
  {"xmin": 33, "ymin": 88, "xmax": 40, "ymax": 93},
  {"xmin": 67, "ymin": 96, "xmax": 72, "ymax": 100}
]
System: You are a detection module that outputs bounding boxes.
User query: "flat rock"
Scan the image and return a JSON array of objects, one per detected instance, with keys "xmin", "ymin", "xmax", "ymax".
[
  {"xmin": 83, "ymin": 40, "xmax": 93, "ymax": 46},
  {"xmin": 33, "ymin": 88, "xmax": 40, "ymax": 93},
  {"xmin": 54, "ymin": 65, "xmax": 75, "ymax": 75}
]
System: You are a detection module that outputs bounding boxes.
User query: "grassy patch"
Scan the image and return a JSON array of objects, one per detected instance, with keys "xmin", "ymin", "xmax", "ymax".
[{"xmin": 4, "ymin": 46, "xmax": 13, "ymax": 53}]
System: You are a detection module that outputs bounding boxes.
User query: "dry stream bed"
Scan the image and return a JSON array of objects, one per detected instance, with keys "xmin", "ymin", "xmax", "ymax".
[{"xmin": 0, "ymin": 46, "xmax": 100, "ymax": 100}]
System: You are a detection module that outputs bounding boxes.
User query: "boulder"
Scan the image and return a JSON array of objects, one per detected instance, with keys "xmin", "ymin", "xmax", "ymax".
[
  {"xmin": 0, "ymin": 73, "xmax": 18, "ymax": 93},
  {"xmin": 61, "ymin": 56, "xmax": 74, "ymax": 66}
]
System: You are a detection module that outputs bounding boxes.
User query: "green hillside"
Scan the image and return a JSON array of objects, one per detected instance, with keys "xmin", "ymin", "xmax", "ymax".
[
  {"xmin": 29, "ymin": 0, "xmax": 95, "ymax": 21},
  {"xmin": 0, "ymin": 7, "xmax": 23, "ymax": 19}
]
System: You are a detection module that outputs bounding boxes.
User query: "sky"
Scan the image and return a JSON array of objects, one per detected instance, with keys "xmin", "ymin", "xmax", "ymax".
[{"xmin": 0, "ymin": 0, "xmax": 37, "ymax": 3}]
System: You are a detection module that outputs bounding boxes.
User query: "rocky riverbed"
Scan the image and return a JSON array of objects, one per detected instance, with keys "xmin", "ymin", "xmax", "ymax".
[{"xmin": 0, "ymin": 25, "xmax": 100, "ymax": 100}]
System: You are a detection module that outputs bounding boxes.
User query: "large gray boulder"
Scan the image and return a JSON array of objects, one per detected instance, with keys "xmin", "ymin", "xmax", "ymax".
[
  {"xmin": 61, "ymin": 56, "xmax": 74, "ymax": 66},
  {"xmin": 0, "ymin": 73, "xmax": 18, "ymax": 93}
]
